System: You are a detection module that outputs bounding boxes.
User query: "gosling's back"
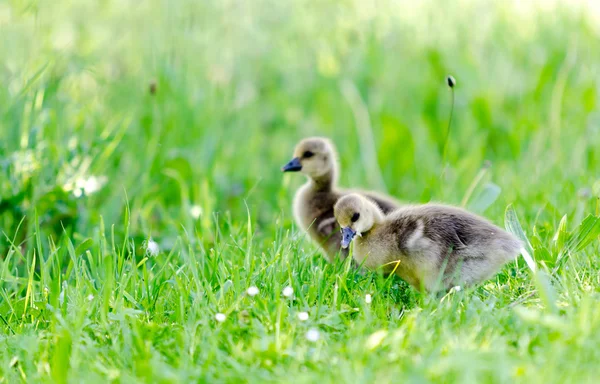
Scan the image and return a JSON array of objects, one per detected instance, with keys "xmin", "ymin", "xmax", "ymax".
[
  {"xmin": 361, "ymin": 204, "xmax": 522, "ymax": 291},
  {"xmin": 393, "ymin": 204, "xmax": 520, "ymax": 255}
]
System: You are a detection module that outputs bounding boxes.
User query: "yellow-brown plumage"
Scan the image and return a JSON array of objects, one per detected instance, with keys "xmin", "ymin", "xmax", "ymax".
[
  {"xmin": 282, "ymin": 137, "xmax": 401, "ymax": 262},
  {"xmin": 334, "ymin": 193, "xmax": 522, "ymax": 292}
]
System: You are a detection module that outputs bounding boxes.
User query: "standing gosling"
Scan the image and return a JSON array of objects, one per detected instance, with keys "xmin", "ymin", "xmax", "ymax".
[
  {"xmin": 333, "ymin": 194, "xmax": 522, "ymax": 292},
  {"xmin": 282, "ymin": 137, "xmax": 401, "ymax": 262}
]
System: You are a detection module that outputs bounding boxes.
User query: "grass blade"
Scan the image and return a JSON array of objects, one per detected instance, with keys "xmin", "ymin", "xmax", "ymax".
[{"xmin": 505, "ymin": 205, "xmax": 536, "ymax": 272}]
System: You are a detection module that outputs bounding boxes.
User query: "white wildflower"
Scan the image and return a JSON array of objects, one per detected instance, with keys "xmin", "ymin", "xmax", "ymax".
[
  {"xmin": 247, "ymin": 286, "xmax": 259, "ymax": 297},
  {"xmin": 67, "ymin": 175, "xmax": 108, "ymax": 198},
  {"xmin": 83, "ymin": 176, "xmax": 106, "ymax": 195},
  {"xmin": 144, "ymin": 238, "xmax": 160, "ymax": 257},
  {"xmin": 87, "ymin": 294, "xmax": 94, "ymax": 301},
  {"xmin": 297, "ymin": 312, "xmax": 309, "ymax": 321},
  {"xmin": 215, "ymin": 313, "xmax": 226, "ymax": 322},
  {"xmin": 365, "ymin": 294, "xmax": 372, "ymax": 304},
  {"xmin": 452, "ymin": 286, "xmax": 462, "ymax": 292},
  {"xmin": 282, "ymin": 286, "xmax": 294, "ymax": 298},
  {"xmin": 306, "ymin": 328, "xmax": 320, "ymax": 342},
  {"xmin": 190, "ymin": 205, "xmax": 202, "ymax": 219}
]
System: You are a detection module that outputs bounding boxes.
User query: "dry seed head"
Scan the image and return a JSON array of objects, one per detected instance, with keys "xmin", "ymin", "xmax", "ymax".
[{"xmin": 446, "ymin": 75, "xmax": 456, "ymax": 88}]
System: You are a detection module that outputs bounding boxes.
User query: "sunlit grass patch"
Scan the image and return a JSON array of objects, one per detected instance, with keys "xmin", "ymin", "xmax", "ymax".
[{"xmin": 1, "ymin": 0, "xmax": 600, "ymax": 382}]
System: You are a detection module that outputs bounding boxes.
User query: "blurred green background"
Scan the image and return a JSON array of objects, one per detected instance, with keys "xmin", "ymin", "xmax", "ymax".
[
  {"xmin": 1, "ymin": 0, "xmax": 600, "ymax": 382},
  {"xmin": 1, "ymin": 0, "xmax": 599, "ymax": 250}
]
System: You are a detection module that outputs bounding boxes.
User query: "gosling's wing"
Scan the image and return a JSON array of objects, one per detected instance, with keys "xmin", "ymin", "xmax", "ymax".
[
  {"xmin": 313, "ymin": 207, "xmax": 350, "ymax": 260},
  {"xmin": 307, "ymin": 189, "xmax": 345, "ymax": 256},
  {"xmin": 314, "ymin": 208, "xmax": 340, "ymax": 239},
  {"xmin": 415, "ymin": 206, "xmax": 484, "ymax": 252},
  {"xmin": 420, "ymin": 205, "xmax": 514, "ymax": 257}
]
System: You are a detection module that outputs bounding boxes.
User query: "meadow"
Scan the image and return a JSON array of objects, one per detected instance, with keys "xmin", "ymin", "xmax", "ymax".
[{"xmin": 1, "ymin": 0, "xmax": 600, "ymax": 382}]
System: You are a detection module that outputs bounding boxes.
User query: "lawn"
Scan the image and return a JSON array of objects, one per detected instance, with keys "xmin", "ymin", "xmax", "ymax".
[{"xmin": 1, "ymin": 0, "xmax": 600, "ymax": 382}]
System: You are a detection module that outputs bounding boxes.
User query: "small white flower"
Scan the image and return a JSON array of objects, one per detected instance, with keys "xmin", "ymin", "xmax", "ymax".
[
  {"xmin": 87, "ymin": 294, "xmax": 94, "ymax": 301},
  {"xmin": 247, "ymin": 286, "xmax": 259, "ymax": 297},
  {"xmin": 297, "ymin": 312, "xmax": 309, "ymax": 321},
  {"xmin": 144, "ymin": 238, "xmax": 160, "ymax": 257},
  {"xmin": 452, "ymin": 286, "xmax": 462, "ymax": 292},
  {"xmin": 282, "ymin": 286, "xmax": 294, "ymax": 298},
  {"xmin": 365, "ymin": 294, "xmax": 372, "ymax": 304},
  {"xmin": 306, "ymin": 328, "xmax": 320, "ymax": 342},
  {"xmin": 67, "ymin": 175, "xmax": 108, "ymax": 198},
  {"xmin": 190, "ymin": 205, "xmax": 202, "ymax": 219},
  {"xmin": 83, "ymin": 176, "xmax": 107, "ymax": 195},
  {"xmin": 215, "ymin": 313, "xmax": 226, "ymax": 322}
]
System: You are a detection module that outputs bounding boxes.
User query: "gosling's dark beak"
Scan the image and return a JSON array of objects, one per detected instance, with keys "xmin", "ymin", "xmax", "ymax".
[
  {"xmin": 341, "ymin": 227, "xmax": 356, "ymax": 249},
  {"xmin": 281, "ymin": 157, "xmax": 302, "ymax": 172}
]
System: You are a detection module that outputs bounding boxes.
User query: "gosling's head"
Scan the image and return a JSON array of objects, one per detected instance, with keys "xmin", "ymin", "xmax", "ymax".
[
  {"xmin": 334, "ymin": 194, "xmax": 381, "ymax": 248},
  {"xmin": 281, "ymin": 137, "xmax": 337, "ymax": 179}
]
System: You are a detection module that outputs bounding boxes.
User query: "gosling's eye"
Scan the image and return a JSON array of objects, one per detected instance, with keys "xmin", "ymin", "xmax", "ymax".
[
  {"xmin": 303, "ymin": 151, "xmax": 314, "ymax": 158},
  {"xmin": 351, "ymin": 213, "xmax": 360, "ymax": 222}
]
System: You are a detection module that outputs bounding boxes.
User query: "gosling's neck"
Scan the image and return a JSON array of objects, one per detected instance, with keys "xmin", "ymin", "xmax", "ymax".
[
  {"xmin": 371, "ymin": 207, "xmax": 385, "ymax": 224},
  {"xmin": 307, "ymin": 169, "xmax": 337, "ymax": 192},
  {"xmin": 356, "ymin": 211, "xmax": 384, "ymax": 241},
  {"xmin": 365, "ymin": 207, "xmax": 385, "ymax": 234}
]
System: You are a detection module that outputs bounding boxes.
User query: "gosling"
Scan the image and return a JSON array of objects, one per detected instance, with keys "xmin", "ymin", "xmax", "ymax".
[
  {"xmin": 334, "ymin": 193, "xmax": 522, "ymax": 292},
  {"xmin": 282, "ymin": 137, "xmax": 401, "ymax": 262}
]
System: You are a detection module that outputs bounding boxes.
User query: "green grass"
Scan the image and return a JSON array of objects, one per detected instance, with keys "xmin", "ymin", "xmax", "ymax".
[{"xmin": 1, "ymin": 0, "xmax": 600, "ymax": 382}]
